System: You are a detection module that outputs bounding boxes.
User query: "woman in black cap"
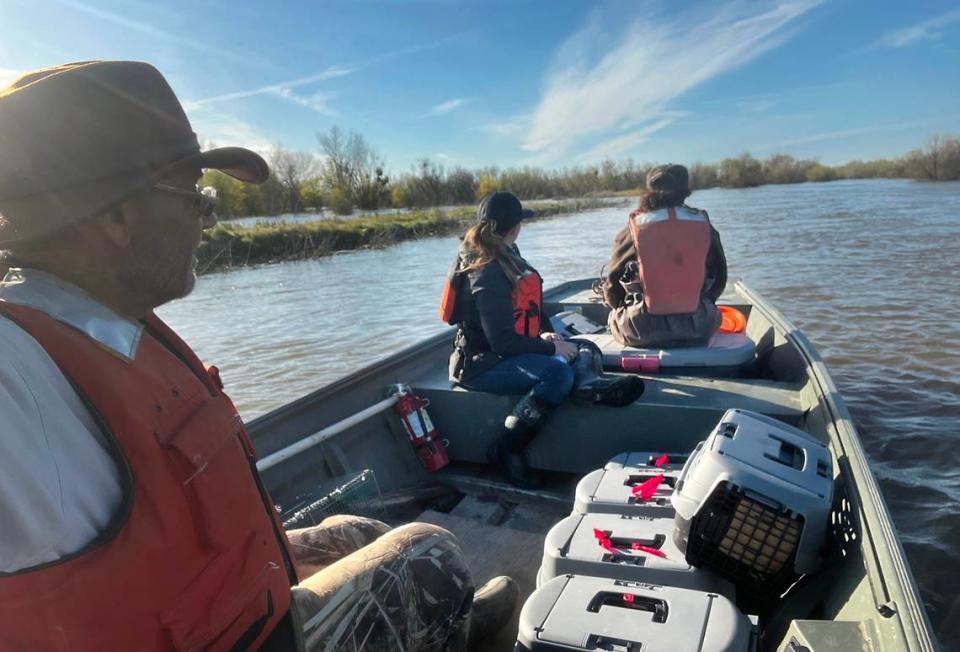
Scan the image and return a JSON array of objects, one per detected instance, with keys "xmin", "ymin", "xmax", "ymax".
[
  {"xmin": 444, "ymin": 191, "xmax": 578, "ymax": 487},
  {"xmin": 601, "ymin": 164, "xmax": 727, "ymax": 348}
]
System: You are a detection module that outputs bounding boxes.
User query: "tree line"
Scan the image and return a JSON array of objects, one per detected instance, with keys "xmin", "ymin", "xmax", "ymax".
[{"xmin": 201, "ymin": 130, "xmax": 960, "ymax": 219}]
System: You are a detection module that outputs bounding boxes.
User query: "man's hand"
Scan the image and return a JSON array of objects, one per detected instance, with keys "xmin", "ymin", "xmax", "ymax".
[{"xmin": 540, "ymin": 332, "xmax": 563, "ymax": 342}]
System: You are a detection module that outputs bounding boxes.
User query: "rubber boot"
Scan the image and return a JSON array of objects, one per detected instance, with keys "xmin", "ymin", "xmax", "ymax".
[
  {"xmin": 570, "ymin": 339, "xmax": 645, "ymax": 407},
  {"xmin": 467, "ymin": 576, "xmax": 520, "ymax": 648},
  {"xmin": 486, "ymin": 391, "xmax": 548, "ymax": 489}
]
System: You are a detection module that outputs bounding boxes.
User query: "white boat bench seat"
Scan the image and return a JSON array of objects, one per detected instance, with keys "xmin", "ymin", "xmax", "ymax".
[
  {"xmin": 573, "ymin": 331, "xmax": 757, "ymax": 376},
  {"xmin": 411, "ymin": 371, "xmax": 804, "ymax": 474}
]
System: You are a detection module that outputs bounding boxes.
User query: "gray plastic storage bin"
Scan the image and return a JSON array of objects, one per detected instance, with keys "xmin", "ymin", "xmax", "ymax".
[
  {"xmin": 574, "ymin": 466, "xmax": 681, "ymax": 517},
  {"xmin": 516, "ymin": 575, "xmax": 753, "ymax": 652},
  {"xmin": 672, "ymin": 409, "xmax": 833, "ymax": 594},
  {"xmin": 540, "ymin": 513, "xmax": 734, "ymax": 597}
]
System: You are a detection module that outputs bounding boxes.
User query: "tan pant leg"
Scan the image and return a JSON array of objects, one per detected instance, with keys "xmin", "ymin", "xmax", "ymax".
[
  {"xmin": 292, "ymin": 523, "xmax": 474, "ymax": 652},
  {"xmin": 286, "ymin": 514, "xmax": 392, "ymax": 579}
]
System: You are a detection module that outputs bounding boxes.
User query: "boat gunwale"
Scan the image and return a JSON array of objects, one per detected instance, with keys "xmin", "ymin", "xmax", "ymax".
[{"xmin": 735, "ymin": 281, "xmax": 937, "ymax": 651}]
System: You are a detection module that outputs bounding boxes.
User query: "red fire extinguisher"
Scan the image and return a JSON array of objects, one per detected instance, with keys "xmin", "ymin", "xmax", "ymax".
[{"xmin": 391, "ymin": 384, "xmax": 450, "ymax": 472}]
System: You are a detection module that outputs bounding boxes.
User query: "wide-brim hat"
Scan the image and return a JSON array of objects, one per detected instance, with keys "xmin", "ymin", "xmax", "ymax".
[{"xmin": 0, "ymin": 61, "xmax": 269, "ymax": 246}]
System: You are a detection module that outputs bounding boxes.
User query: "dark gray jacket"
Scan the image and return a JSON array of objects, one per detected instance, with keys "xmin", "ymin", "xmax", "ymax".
[{"xmin": 448, "ymin": 253, "xmax": 554, "ymax": 383}]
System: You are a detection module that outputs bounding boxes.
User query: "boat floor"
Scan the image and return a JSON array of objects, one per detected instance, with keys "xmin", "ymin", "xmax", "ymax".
[{"xmin": 403, "ymin": 463, "xmax": 579, "ymax": 652}]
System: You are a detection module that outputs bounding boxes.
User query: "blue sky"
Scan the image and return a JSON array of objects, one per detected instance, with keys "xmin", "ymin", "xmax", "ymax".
[{"xmin": 1, "ymin": 0, "xmax": 958, "ymax": 172}]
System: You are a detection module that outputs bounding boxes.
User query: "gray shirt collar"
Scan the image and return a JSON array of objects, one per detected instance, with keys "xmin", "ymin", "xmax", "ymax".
[{"xmin": 0, "ymin": 268, "xmax": 142, "ymax": 361}]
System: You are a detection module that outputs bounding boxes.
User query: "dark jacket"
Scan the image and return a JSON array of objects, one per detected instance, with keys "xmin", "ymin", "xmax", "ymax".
[
  {"xmin": 448, "ymin": 249, "xmax": 554, "ymax": 383},
  {"xmin": 600, "ymin": 209, "xmax": 728, "ymax": 348}
]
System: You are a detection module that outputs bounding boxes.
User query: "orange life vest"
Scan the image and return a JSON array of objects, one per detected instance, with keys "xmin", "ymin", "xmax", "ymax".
[
  {"xmin": 0, "ymin": 304, "xmax": 296, "ymax": 652},
  {"xmin": 439, "ymin": 255, "xmax": 462, "ymax": 325},
  {"xmin": 627, "ymin": 206, "xmax": 711, "ymax": 315},
  {"xmin": 440, "ymin": 258, "xmax": 543, "ymax": 338},
  {"xmin": 513, "ymin": 269, "xmax": 543, "ymax": 337}
]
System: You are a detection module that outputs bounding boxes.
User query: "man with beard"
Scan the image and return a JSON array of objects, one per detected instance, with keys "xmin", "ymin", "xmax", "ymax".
[{"xmin": 0, "ymin": 61, "xmax": 515, "ymax": 651}]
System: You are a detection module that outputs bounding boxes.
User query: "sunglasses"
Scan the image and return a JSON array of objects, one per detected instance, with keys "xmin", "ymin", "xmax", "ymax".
[{"xmin": 152, "ymin": 183, "xmax": 218, "ymax": 220}]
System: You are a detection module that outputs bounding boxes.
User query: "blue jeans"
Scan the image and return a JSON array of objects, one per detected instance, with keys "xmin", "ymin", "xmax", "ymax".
[{"xmin": 462, "ymin": 354, "xmax": 575, "ymax": 407}]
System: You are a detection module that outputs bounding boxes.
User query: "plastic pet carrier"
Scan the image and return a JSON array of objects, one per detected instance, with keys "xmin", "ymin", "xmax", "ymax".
[
  {"xmin": 516, "ymin": 575, "xmax": 754, "ymax": 652},
  {"xmin": 539, "ymin": 513, "xmax": 734, "ymax": 597},
  {"xmin": 573, "ymin": 466, "xmax": 681, "ymax": 517},
  {"xmin": 671, "ymin": 409, "xmax": 833, "ymax": 595}
]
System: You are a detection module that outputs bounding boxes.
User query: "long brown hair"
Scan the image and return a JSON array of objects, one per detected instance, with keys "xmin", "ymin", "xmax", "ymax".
[
  {"xmin": 459, "ymin": 221, "xmax": 523, "ymax": 286},
  {"xmin": 636, "ymin": 187, "xmax": 692, "ymax": 212}
]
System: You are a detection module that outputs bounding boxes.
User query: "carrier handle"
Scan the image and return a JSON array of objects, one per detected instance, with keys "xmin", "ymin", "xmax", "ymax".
[
  {"xmin": 586, "ymin": 591, "xmax": 668, "ymax": 622},
  {"xmin": 594, "ymin": 529, "xmax": 668, "ymax": 559},
  {"xmin": 624, "ymin": 473, "xmax": 678, "ymax": 489},
  {"xmin": 583, "ymin": 635, "xmax": 641, "ymax": 652},
  {"xmin": 649, "ymin": 453, "xmax": 686, "ymax": 467},
  {"xmin": 608, "ymin": 533, "xmax": 666, "ymax": 551}
]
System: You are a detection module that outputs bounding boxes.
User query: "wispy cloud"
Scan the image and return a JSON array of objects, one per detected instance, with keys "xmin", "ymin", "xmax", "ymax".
[
  {"xmin": 524, "ymin": 1, "xmax": 824, "ymax": 163},
  {"xmin": 755, "ymin": 116, "xmax": 951, "ymax": 150},
  {"xmin": 576, "ymin": 116, "xmax": 679, "ymax": 162},
  {"xmin": 431, "ymin": 98, "xmax": 470, "ymax": 115},
  {"xmin": 272, "ymin": 88, "xmax": 338, "ymax": 116},
  {"xmin": 435, "ymin": 153, "xmax": 450, "ymax": 160},
  {"xmin": 190, "ymin": 107, "xmax": 275, "ymax": 155},
  {"xmin": 878, "ymin": 8, "xmax": 960, "ymax": 48},
  {"xmin": 478, "ymin": 114, "xmax": 532, "ymax": 137},
  {"xmin": 185, "ymin": 66, "xmax": 356, "ymax": 109},
  {"xmin": 187, "ymin": 33, "xmax": 469, "ymax": 112},
  {"xmin": 50, "ymin": 0, "xmax": 249, "ymax": 64}
]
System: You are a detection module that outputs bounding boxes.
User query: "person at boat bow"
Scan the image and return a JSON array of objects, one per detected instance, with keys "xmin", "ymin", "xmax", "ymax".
[
  {"xmin": 601, "ymin": 164, "xmax": 728, "ymax": 348},
  {"xmin": 0, "ymin": 61, "xmax": 515, "ymax": 651},
  {"xmin": 444, "ymin": 192, "xmax": 578, "ymax": 488}
]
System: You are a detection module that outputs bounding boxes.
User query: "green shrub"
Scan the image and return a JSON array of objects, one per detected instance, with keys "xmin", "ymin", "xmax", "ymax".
[{"xmin": 325, "ymin": 186, "xmax": 353, "ymax": 215}]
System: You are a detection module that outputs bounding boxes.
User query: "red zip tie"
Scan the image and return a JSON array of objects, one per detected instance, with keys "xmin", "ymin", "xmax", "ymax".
[
  {"xmin": 654, "ymin": 454, "xmax": 669, "ymax": 467},
  {"xmin": 594, "ymin": 529, "xmax": 614, "ymax": 551},
  {"xmin": 631, "ymin": 474, "xmax": 664, "ymax": 501},
  {"xmin": 631, "ymin": 544, "xmax": 667, "ymax": 558},
  {"xmin": 623, "ymin": 593, "xmax": 634, "ymax": 603}
]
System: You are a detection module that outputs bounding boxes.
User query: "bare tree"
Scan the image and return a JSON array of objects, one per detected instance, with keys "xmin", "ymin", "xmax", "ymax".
[
  {"xmin": 270, "ymin": 146, "xmax": 318, "ymax": 213},
  {"xmin": 316, "ymin": 126, "xmax": 352, "ymax": 190},
  {"xmin": 409, "ymin": 159, "xmax": 445, "ymax": 207},
  {"xmin": 445, "ymin": 167, "xmax": 477, "ymax": 205},
  {"xmin": 923, "ymin": 134, "xmax": 944, "ymax": 180},
  {"xmin": 316, "ymin": 126, "xmax": 385, "ymax": 205}
]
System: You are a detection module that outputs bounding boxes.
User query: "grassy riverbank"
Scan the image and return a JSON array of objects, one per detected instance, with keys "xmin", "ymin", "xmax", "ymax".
[{"xmin": 197, "ymin": 198, "xmax": 619, "ymax": 274}]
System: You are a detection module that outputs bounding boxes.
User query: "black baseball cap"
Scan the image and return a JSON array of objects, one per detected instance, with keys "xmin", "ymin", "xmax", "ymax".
[{"xmin": 477, "ymin": 191, "xmax": 533, "ymax": 235}]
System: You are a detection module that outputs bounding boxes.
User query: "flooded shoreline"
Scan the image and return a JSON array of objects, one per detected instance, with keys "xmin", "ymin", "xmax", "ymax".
[{"xmin": 198, "ymin": 197, "xmax": 624, "ymax": 274}]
